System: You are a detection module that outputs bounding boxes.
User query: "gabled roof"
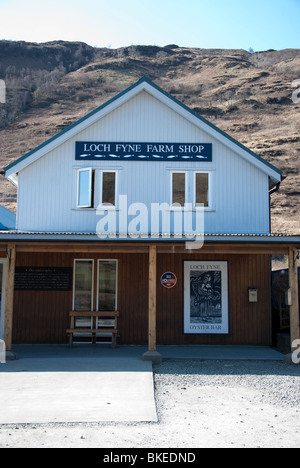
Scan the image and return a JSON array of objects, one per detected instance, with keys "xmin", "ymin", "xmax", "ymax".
[{"xmin": 4, "ymin": 76, "xmax": 282, "ymax": 187}]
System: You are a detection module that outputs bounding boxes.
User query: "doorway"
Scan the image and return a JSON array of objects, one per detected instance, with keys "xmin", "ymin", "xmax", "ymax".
[
  {"xmin": 72, "ymin": 258, "xmax": 118, "ymax": 342},
  {"xmin": 0, "ymin": 259, "xmax": 7, "ymax": 340}
]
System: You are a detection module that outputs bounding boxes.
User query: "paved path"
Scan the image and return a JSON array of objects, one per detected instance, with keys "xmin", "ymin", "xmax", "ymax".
[
  {"xmin": 0, "ymin": 344, "xmax": 284, "ymax": 425},
  {"xmin": 0, "ymin": 353, "xmax": 157, "ymax": 424}
]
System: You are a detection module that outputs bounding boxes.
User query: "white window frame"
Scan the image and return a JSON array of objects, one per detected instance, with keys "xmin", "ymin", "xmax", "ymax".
[
  {"xmin": 193, "ymin": 170, "xmax": 213, "ymax": 211},
  {"xmin": 170, "ymin": 171, "xmax": 188, "ymax": 210},
  {"xmin": 76, "ymin": 168, "xmax": 93, "ymax": 209},
  {"xmin": 99, "ymin": 170, "xmax": 119, "ymax": 209},
  {"xmin": 96, "ymin": 259, "xmax": 118, "ymax": 312},
  {"xmin": 72, "ymin": 259, "xmax": 94, "ymax": 314}
]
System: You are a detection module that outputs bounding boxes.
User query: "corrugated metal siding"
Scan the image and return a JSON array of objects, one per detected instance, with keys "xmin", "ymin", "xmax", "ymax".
[{"xmin": 17, "ymin": 90, "xmax": 270, "ymax": 234}]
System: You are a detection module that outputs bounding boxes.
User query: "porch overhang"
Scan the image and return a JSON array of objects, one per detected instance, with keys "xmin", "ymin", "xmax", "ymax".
[
  {"xmin": 1, "ymin": 232, "xmax": 299, "ymax": 359},
  {"xmin": 0, "ymin": 232, "xmax": 299, "ymax": 253}
]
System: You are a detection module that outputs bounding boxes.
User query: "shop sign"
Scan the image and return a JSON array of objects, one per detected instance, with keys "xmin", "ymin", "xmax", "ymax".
[
  {"xmin": 76, "ymin": 142, "xmax": 212, "ymax": 162},
  {"xmin": 183, "ymin": 261, "xmax": 229, "ymax": 334},
  {"xmin": 161, "ymin": 272, "xmax": 177, "ymax": 289}
]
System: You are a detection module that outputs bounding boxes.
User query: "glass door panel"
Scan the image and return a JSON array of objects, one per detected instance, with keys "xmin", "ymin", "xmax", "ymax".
[
  {"xmin": 98, "ymin": 260, "xmax": 117, "ymax": 312},
  {"xmin": 73, "ymin": 260, "xmax": 93, "ymax": 329}
]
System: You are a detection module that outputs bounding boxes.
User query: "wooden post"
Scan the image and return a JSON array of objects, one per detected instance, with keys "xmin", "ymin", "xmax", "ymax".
[
  {"xmin": 289, "ymin": 247, "xmax": 300, "ymax": 352},
  {"xmin": 148, "ymin": 244, "xmax": 157, "ymax": 352},
  {"xmin": 143, "ymin": 245, "xmax": 162, "ymax": 363},
  {"xmin": 4, "ymin": 243, "xmax": 16, "ymax": 351}
]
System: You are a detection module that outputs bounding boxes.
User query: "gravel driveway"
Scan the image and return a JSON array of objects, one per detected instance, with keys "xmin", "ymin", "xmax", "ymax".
[{"xmin": 0, "ymin": 359, "xmax": 299, "ymax": 448}]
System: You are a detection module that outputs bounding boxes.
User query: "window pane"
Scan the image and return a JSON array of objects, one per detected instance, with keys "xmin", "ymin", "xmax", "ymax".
[
  {"xmin": 74, "ymin": 260, "xmax": 93, "ymax": 311},
  {"xmin": 102, "ymin": 172, "xmax": 115, "ymax": 205},
  {"xmin": 78, "ymin": 169, "xmax": 91, "ymax": 207},
  {"xmin": 74, "ymin": 316, "xmax": 92, "ymax": 329},
  {"xmin": 172, "ymin": 173, "xmax": 185, "ymax": 206},
  {"xmin": 196, "ymin": 173, "xmax": 209, "ymax": 207},
  {"xmin": 98, "ymin": 260, "xmax": 117, "ymax": 311}
]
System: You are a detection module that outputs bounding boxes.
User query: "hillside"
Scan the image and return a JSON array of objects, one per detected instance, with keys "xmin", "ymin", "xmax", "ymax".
[{"xmin": 0, "ymin": 40, "xmax": 299, "ymax": 234}]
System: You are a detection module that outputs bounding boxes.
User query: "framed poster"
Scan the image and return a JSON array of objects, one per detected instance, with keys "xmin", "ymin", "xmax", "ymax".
[{"xmin": 184, "ymin": 261, "xmax": 229, "ymax": 334}]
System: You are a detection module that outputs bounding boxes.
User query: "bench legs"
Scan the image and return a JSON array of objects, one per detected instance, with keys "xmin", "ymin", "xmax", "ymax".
[{"xmin": 68, "ymin": 332, "xmax": 117, "ymax": 348}]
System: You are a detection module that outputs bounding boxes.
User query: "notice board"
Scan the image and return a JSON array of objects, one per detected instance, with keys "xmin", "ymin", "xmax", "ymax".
[{"xmin": 14, "ymin": 267, "xmax": 72, "ymax": 291}]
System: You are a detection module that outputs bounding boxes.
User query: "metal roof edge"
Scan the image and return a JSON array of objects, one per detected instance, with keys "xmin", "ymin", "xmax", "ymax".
[{"xmin": 0, "ymin": 232, "xmax": 299, "ymax": 244}]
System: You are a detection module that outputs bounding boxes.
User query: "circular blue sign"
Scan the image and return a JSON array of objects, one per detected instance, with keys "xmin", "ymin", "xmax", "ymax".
[{"xmin": 161, "ymin": 272, "xmax": 177, "ymax": 289}]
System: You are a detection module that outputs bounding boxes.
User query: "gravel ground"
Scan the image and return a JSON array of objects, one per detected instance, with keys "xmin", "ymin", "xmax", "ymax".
[{"xmin": 0, "ymin": 359, "xmax": 299, "ymax": 449}]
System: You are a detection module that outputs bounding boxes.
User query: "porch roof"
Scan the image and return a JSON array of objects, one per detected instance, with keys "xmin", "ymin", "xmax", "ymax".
[{"xmin": 0, "ymin": 231, "xmax": 299, "ymax": 245}]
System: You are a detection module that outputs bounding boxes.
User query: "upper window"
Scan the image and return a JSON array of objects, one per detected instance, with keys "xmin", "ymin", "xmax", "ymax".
[
  {"xmin": 76, "ymin": 169, "xmax": 118, "ymax": 209},
  {"xmin": 171, "ymin": 172, "xmax": 186, "ymax": 207},
  {"xmin": 169, "ymin": 170, "xmax": 212, "ymax": 210},
  {"xmin": 77, "ymin": 168, "xmax": 94, "ymax": 208},
  {"xmin": 195, "ymin": 172, "xmax": 209, "ymax": 208},
  {"xmin": 101, "ymin": 171, "xmax": 116, "ymax": 206}
]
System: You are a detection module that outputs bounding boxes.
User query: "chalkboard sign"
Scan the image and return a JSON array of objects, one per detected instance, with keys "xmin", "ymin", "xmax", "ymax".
[{"xmin": 14, "ymin": 267, "xmax": 72, "ymax": 291}]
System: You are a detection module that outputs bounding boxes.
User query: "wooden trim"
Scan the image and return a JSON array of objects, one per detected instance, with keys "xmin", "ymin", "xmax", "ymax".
[
  {"xmin": 69, "ymin": 311, "xmax": 119, "ymax": 317},
  {"xmin": 289, "ymin": 247, "xmax": 300, "ymax": 351},
  {"xmin": 4, "ymin": 243, "xmax": 16, "ymax": 351},
  {"xmin": 148, "ymin": 245, "xmax": 157, "ymax": 352},
  {"xmin": 13, "ymin": 243, "xmax": 150, "ymax": 253},
  {"xmin": 0, "ymin": 241, "xmax": 294, "ymax": 255},
  {"xmin": 157, "ymin": 244, "xmax": 291, "ymax": 255}
]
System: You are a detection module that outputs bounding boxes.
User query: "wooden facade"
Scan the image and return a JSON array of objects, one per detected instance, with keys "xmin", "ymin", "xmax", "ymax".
[{"xmin": 0, "ymin": 241, "xmax": 295, "ymax": 347}]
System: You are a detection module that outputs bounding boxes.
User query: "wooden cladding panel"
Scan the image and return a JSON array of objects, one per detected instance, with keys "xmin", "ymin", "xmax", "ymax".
[
  {"xmin": 156, "ymin": 253, "xmax": 272, "ymax": 346},
  {"xmin": 12, "ymin": 251, "xmax": 271, "ymax": 345},
  {"xmin": 13, "ymin": 251, "xmax": 149, "ymax": 345}
]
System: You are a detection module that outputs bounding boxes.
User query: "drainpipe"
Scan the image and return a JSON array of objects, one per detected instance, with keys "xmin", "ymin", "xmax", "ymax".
[{"xmin": 268, "ymin": 177, "xmax": 284, "ymax": 233}]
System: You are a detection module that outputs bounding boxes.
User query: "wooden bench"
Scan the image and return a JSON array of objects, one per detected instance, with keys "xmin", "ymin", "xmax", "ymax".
[{"xmin": 67, "ymin": 311, "xmax": 119, "ymax": 348}]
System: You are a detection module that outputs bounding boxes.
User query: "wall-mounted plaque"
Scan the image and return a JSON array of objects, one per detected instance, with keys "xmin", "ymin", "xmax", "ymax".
[
  {"xmin": 161, "ymin": 272, "xmax": 177, "ymax": 289},
  {"xmin": 14, "ymin": 267, "xmax": 72, "ymax": 291}
]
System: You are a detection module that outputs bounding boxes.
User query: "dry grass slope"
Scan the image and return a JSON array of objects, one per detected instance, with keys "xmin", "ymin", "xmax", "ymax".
[{"xmin": 0, "ymin": 41, "xmax": 299, "ymax": 234}]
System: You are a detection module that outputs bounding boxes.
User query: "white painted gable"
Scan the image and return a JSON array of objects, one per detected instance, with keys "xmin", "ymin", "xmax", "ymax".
[{"xmin": 4, "ymin": 78, "xmax": 282, "ymax": 235}]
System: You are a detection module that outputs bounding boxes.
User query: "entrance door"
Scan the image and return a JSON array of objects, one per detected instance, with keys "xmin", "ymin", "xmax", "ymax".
[
  {"xmin": 73, "ymin": 259, "xmax": 94, "ymax": 329},
  {"xmin": 97, "ymin": 259, "xmax": 118, "ymax": 330},
  {"xmin": 72, "ymin": 259, "xmax": 118, "ymax": 340},
  {"xmin": 97, "ymin": 259, "xmax": 118, "ymax": 311},
  {"xmin": 0, "ymin": 259, "xmax": 7, "ymax": 340}
]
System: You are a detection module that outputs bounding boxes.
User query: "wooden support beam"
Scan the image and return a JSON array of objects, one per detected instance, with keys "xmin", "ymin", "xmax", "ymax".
[
  {"xmin": 143, "ymin": 245, "xmax": 162, "ymax": 363},
  {"xmin": 148, "ymin": 244, "xmax": 157, "ymax": 352},
  {"xmin": 4, "ymin": 243, "xmax": 16, "ymax": 351},
  {"xmin": 289, "ymin": 247, "xmax": 300, "ymax": 352}
]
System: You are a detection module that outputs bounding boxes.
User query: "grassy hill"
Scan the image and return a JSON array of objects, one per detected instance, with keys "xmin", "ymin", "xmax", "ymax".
[{"xmin": 0, "ymin": 40, "xmax": 299, "ymax": 234}]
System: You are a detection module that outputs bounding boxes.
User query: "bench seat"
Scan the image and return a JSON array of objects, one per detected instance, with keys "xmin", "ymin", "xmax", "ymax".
[{"xmin": 67, "ymin": 311, "xmax": 119, "ymax": 347}]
